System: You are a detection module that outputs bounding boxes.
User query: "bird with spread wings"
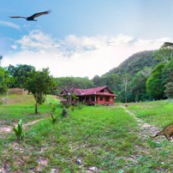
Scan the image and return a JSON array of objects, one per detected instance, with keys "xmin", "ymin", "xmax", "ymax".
[{"xmin": 10, "ymin": 10, "xmax": 50, "ymax": 21}]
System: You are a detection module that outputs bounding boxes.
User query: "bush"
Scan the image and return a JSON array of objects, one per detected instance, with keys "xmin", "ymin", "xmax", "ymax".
[{"xmin": 61, "ymin": 108, "xmax": 69, "ymax": 117}]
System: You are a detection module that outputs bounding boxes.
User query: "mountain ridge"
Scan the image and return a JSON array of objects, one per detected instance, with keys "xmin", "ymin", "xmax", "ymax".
[{"xmin": 102, "ymin": 50, "xmax": 161, "ymax": 77}]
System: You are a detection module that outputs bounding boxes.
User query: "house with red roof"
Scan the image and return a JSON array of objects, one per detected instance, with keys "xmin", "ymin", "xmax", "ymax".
[{"xmin": 60, "ymin": 86, "xmax": 116, "ymax": 105}]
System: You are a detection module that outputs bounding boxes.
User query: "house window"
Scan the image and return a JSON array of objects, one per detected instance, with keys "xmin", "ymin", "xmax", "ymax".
[{"xmin": 100, "ymin": 96, "xmax": 103, "ymax": 101}]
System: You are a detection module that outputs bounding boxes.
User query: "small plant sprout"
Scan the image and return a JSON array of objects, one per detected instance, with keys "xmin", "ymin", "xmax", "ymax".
[
  {"xmin": 50, "ymin": 104, "xmax": 57, "ymax": 124},
  {"xmin": 51, "ymin": 103, "xmax": 56, "ymax": 113},
  {"xmin": 13, "ymin": 119, "xmax": 24, "ymax": 141},
  {"xmin": 51, "ymin": 114, "xmax": 57, "ymax": 124},
  {"xmin": 69, "ymin": 105, "xmax": 74, "ymax": 111}
]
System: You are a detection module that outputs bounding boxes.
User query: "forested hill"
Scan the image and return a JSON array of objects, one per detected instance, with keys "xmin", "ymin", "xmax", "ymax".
[
  {"xmin": 92, "ymin": 50, "xmax": 164, "ymax": 102},
  {"xmin": 103, "ymin": 50, "xmax": 160, "ymax": 77}
]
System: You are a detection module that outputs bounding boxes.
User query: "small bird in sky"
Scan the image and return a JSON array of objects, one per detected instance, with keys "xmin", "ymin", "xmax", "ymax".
[{"xmin": 10, "ymin": 10, "xmax": 50, "ymax": 21}]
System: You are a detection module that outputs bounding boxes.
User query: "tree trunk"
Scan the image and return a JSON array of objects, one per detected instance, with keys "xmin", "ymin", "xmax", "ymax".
[{"xmin": 35, "ymin": 102, "xmax": 38, "ymax": 114}]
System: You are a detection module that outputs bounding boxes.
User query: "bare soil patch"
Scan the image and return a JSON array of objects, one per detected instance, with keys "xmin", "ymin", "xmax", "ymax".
[{"xmin": 0, "ymin": 118, "xmax": 45, "ymax": 135}]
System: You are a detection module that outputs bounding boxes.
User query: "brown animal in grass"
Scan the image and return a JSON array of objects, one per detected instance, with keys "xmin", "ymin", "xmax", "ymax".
[{"xmin": 151, "ymin": 123, "xmax": 173, "ymax": 141}]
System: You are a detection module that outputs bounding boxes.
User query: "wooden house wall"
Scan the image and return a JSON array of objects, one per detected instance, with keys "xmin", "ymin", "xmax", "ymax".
[{"xmin": 96, "ymin": 96, "xmax": 114, "ymax": 105}]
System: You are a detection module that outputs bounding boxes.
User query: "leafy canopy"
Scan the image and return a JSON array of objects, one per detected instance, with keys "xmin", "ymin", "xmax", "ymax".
[
  {"xmin": 0, "ymin": 67, "xmax": 9, "ymax": 94},
  {"xmin": 146, "ymin": 63, "xmax": 165, "ymax": 99},
  {"xmin": 25, "ymin": 68, "xmax": 56, "ymax": 113},
  {"xmin": 8, "ymin": 64, "xmax": 35, "ymax": 88}
]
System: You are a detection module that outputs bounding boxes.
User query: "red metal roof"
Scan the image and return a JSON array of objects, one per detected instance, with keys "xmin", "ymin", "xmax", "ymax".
[{"xmin": 62, "ymin": 86, "xmax": 116, "ymax": 97}]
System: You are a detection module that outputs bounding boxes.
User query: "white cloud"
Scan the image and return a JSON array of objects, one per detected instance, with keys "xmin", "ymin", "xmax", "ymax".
[
  {"xmin": 0, "ymin": 20, "xmax": 20, "ymax": 29},
  {"xmin": 15, "ymin": 30, "xmax": 60, "ymax": 51},
  {"xmin": 2, "ymin": 30, "xmax": 170, "ymax": 79}
]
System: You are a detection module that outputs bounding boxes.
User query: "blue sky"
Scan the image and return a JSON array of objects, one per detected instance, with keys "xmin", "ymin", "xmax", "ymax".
[{"xmin": 1, "ymin": 0, "xmax": 173, "ymax": 78}]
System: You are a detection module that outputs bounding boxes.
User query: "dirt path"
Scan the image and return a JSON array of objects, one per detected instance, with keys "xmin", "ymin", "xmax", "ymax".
[
  {"xmin": 120, "ymin": 105, "xmax": 163, "ymax": 142},
  {"xmin": 0, "ymin": 118, "xmax": 45, "ymax": 134}
]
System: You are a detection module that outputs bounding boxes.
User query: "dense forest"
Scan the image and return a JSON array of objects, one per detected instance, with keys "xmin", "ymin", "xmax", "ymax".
[
  {"xmin": 1, "ymin": 42, "xmax": 173, "ymax": 103},
  {"xmin": 92, "ymin": 42, "xmax": 173, "ymax": 102}
]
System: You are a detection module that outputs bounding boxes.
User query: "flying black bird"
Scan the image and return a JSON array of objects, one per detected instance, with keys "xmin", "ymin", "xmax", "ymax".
[{"xmin": 10, "ymin": 10, "xmax": 50, "ymax": 21}]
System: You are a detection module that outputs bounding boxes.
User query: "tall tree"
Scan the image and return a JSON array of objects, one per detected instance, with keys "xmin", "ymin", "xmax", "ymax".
[
  {"xmin": 146, "ymin": 63, "xmax": 165, "ymax": 100},
  {"xmin": 165, "ymin": 82, "xmax": 173, "ymax": 99},
  {"xmin": 162, "ymin": 60, "xmax": 173, "ymax": 85},
  {"xmin": 0, "ymin": 67, "xmax": 8, "ymax": 94},
  {"xmin": 8, "ymin": 64, "xmax": 35, "ymax": 88},
  {"xmin": 56, "ymin": 77, "xmax": 93, "ymax": 94},
  {"xmin": 92, "ymin": 75, "xmax": 101, "ymax": 86},
  {"xmin": 155, "ymin": 42, "xmax": 173, "ymax": 63},
  {"xmin": 120, "ymin": 73, "xmax": 131, "ymax": 103},
  {"xmin": 130, "ymin": 67, "xmax": 152, "ymax": 102},
  {"xmin": 25, "ymin": 68, "xmax": 56, "ymax": 114}
]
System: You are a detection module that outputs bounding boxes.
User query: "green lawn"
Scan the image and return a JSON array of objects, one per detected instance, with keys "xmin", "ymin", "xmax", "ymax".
[
  {"xmin": 0, "ymin": 94, "xmax": 59, "ymax": 124},
  {"xmin": 127, "ymin": 100, "xmax": 173, "ymax": 128},
  {"xmin": 1, "ymin": 96, "xmax": 173, "ymax": 172}
]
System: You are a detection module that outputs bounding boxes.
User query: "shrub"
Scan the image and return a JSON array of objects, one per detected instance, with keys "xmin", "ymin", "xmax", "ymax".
[{"xmin": 62, "ymin": 108, "xmax": 69, "ymax": 117}]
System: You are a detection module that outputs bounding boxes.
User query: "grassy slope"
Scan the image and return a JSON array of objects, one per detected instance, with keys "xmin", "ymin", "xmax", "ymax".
[
  {"xmin": 0, "ymin": 94, "xmax": 58, "ymax": 125},
  {"xmin": 128, "ymin": 100, "xmax": 173, "ymax": 128},
  {"xmin": 0, "ymin": 95, "xmax": 173, "ymax": 172}
]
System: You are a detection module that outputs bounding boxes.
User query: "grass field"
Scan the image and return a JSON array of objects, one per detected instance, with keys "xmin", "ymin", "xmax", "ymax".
[
  {"xmin": 128, "ymin": 100, "xmax": 173, "ymax": 128},
  {"xmin": 0, "ymin": 95, "xmax": 173, "ymax": 172}
]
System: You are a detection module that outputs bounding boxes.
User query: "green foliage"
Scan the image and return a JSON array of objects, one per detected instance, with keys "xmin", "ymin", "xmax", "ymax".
[
  {"xmin": 55, "ymin": 76, "xmax": 93, "ymax": 94},
  {"xmin": 61, "ymin": 108, "xmax": 69, "ymax": 117},
  {"xmin": 50, "ymin": 104, "xmax": 58, "ymax": 123},
  {"xmin": 24, "ymin": 68, "xmax": 56, "ymax": 114},
  {"xmin": 95, "ymin": 45, "xmax": 173, "ymax": 101},
  {"xmin": 0, "ymin": 67, "xmax": 9, "ymax": 94},
  {"xmin": 76, "ymin": 102, "xmax": 84, "ymax": 110},
  {"xmin": 0, "ymin": 94, "xmax": 58, "ymax": 124},
  {"xmin": 128, "ymin": 100, "xmax": 173, "ymax": 127},
  {"xmin": 104, "ymin": 50, "xmax": 160, "ymax": 77},
  {"xmin": 2, "ymin": 42, "xmax": 173, "ymax": 103},
  {"xmin": 146, "ymin": 63, "xmax": 165, "ymax": 99},
  {"xmin": 51, "ymin": 114, "xmax": 57, "ymax": 124},
  {"xmin": 2, "ymin": 101, "xmax": 173, "ymax": 172},
  {"xmin": 69, "ymin": 105, "xmax": 74, "ymax": 111},
  {"xmin": 7, "ymin": 64, "xmax": 35, "ymax": 88},
  {"xmin": 162, "ymin": 60, "xmax": 173, "ymax": 85},
  {"xmin": 147, "ymin": 138, "xmax": 162, "ymax": 148},
  {"xmin": 130, "ymin": 67, "xmax": 152, "ymax": 101},
  {"xmin": 13, "ymin": 119, "xmax": 24, "ymax": 141},
  {"xmin": 165, "ymin": 82, "xmax": 173, "ymax": 99},
  {"xmin": 119, "ymin": 73, "xmax": 131, "ymax": 103},
  {"xmin": 92, "ymin": 75, "xmax": 101, "ymax": 86},
  {"xmin": 51, "ymin": 103, "xmax": 56, "ymax": 113},
  {"xmin": 92, "ymin": 51, "xmax": 161, "ymax": 102},
  {"xmin": 155, "ymin": 42, "xmax": 173, "ymax": 63}
]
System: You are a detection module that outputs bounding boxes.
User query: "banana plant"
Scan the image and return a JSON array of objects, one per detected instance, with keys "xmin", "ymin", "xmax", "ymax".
[
  {"xmin": 51, "ymin": 104, "xmax": 56, "ymax": 113},
  {"xmin": 13, "ymin": 119, "xmax": 24, "ymax": 141},
  {"xmin": 51, "ymin": 114, "xmax": 57, "ymax": 124},
  {"xmin": 50, "ymin": 104, "xmax": 57, "ymax": 124}
]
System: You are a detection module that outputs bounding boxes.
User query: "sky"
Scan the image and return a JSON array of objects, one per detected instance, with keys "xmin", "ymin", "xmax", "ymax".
[{"xmin": 1, "ymin": 0, "xmax": 173, "ymax": 78}]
